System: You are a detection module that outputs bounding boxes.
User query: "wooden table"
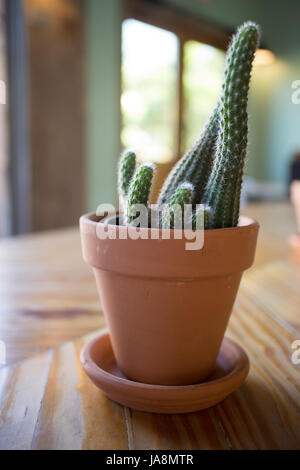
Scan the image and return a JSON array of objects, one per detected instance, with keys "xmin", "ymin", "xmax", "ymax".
[{"xmin": 0, "ymin": 202, "xmax": 299, "ymax": 450}]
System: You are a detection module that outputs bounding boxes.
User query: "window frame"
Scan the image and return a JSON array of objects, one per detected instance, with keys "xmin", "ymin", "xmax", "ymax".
[
  {"xmin": 6, "ymin": 0, "xmax": 31, "ymax": 235},
  {"xmin": 121, "ymin": 0, "xmax": 230, "ymax": 159}
]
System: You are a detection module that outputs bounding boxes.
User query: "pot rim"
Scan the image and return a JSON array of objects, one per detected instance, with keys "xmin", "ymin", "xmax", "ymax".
[
  {"xmin": 80, "ymin": 211, "xmax": 259, "ymax": 236},
  {"xmin": 80, "ymin": 211, "xmax": 259, "ymax": 277}
]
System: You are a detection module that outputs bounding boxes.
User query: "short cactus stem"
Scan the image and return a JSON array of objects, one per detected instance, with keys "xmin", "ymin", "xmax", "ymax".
[
  {"xmin": 191, "ymin": 205, "xmax": 211, "ymax": 230},
  {"xmin": 127, "ymin": 163, "xmax": 155, "ymax": 225},
  {"xmin": 113, "ymin": 22, "xmax": 260, "ymax": 231},
  {"xmin": 118, "ymin": 150, "xmax": 136, "ymax": 200},
  {"xmin": 203, "ymin": 21, "xmax": 260, "ymax": 229},
  {"xmin": 162, "ymin": 182, "xmax": 193, "ymax": 229},
  {"xmin": 158, "ymin": 106, "xmax": 219, "ymax": 206}
]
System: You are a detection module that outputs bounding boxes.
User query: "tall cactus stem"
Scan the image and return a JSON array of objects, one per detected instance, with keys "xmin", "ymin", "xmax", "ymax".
[
  {"xmin": 203, "ymin": 21, "xmax": 260, "ymax": 229},
  {"xmin": 158, "ymin": 106, "xmax": 219, "ymax": 206}
]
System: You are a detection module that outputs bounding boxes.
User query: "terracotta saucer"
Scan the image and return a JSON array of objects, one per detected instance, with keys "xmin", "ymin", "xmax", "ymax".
[{"xmin": 80, "ymin": 330, "xmax": 250, "ymax": 414}]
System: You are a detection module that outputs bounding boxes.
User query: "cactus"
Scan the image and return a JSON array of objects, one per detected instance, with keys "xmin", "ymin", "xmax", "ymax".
[
  {"xmin": 162, "ymin": 182, "xmax": 193, "ymax": 229},
  {"xmin": 115, "ymin": 21, "xmax": 260, "ymax": 231},
  {"xmin": 158, "ymin": 105, "xmax": 219, "ymax": 206},
  {"xmin": 127, "ymin": 163, "xmax": 155, "ymax": 225},
  {"xmin": 118, "ymin": 150, "xmax": 136, "ymax": 199},
  {"xmin": 202, "ymin": 21, "xmax": 260, "ymax": 228},
  {"xmin": 191, "ymin": 205, "xmax": 211, "ymax": 230}
]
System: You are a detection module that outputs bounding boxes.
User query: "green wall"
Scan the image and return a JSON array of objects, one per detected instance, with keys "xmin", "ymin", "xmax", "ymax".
[
  {"xmin": 86, "ymin": 0, "xmax": 300, "ymax": 208},
  {"xmin": 85, "ymin": 0, "xmax": 121, "ymax": 211},
  {"xmin": 165, "ymin": 0, "xmax": 300, "ymax": 184}
]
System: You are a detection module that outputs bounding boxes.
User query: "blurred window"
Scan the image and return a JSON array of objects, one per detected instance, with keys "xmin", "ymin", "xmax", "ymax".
[
  {"xmin": 121, "ymin": 19, "xmax": 225, "ymax": 164},
  {"xmin": 121, "ymin": 19, "xmax": 178, "ymax": 164},
  {"xmin": 182, "ymin": 41, "xmax": 224, "ymax": 152}
]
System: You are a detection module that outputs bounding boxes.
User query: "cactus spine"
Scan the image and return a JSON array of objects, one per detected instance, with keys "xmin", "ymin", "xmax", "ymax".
[
  {"xmin": 162, "ymin": 182, "xmax": 193, "ymax": 229},
  {"xmin": 115, "ymin": 21, "xmax": 260, "ymax": 230},
  {"xmin": 118, "ymin": 150, "xmax": 136, "ymax": 199},
  {"xmin": 203, "ymin": 22, "xmax": 260, "ymax": 228},
  {"xmin": 191, "ymin": 205, "xmax": 211, "ymax": 230},
  {"xmin": 127, "ymin": 163, "xmax": 155, "ymax": 225},
  {"xmin": 158, "ymin": 106, "xmax": 219, "ymax": 206}
]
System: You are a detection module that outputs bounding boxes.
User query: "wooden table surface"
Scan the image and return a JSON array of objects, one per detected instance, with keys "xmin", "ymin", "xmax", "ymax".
[{"xmin": 0, "ymin": 202, "xmax": 299, "ymax": 450}]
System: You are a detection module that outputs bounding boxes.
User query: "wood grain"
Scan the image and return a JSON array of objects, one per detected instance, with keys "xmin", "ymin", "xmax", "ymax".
[
  {"xmin": 0, "ymin": 332, "xmax": 128, "ymax": 450},
  {"xmin": 242, "ymin": 201, "xmax": 297, "ymax": 267},
  {"xmin": 0, "ymin": 202, "xmax": 299, "ymax": 449},
  {"xmin": 243, "ymin": 260, "xmax": 300, "ymax": 333},
  {"xmin": 0, "ymin": 229, "xmax": 103, "ymax": 365},
  {"xmin": 0, "ymin": 282, "xmax": 299, "ymax": 450},
  {"xmin": 127, "ymin": 290, "xmax": 300, "ymax": 450}
]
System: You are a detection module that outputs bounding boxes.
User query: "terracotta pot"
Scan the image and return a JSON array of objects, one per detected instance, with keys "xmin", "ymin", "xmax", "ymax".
[{"xmin": 80, "ymin": 213, "xmax": 259, "ymax": 386}]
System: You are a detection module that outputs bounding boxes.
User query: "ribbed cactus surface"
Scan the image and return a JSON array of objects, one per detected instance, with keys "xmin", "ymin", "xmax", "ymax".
[
  {"xmin": 127, "ymin": 163, "xmax": 155, "ymax": 225},
  {"xmin": 162, "ymin": 182, "xmax": 193, "ymax": 229},
  {"xmin": 191, "ymin": 205, "xmax": 211, "ymax": 230},
  {"xmin": 203, "ymin": 21, "xmax": 260, "ymax": 228},
  {"xmin": 115, "ymin": 21, "xmax": 260, "ymax": 231},
  {"xmin": 158, "ymin": 106, "xmax": 219, "ymax": 206},
  {"xmin": 118, "ymin": 150, "xmax": 136, "ymax": 199}
]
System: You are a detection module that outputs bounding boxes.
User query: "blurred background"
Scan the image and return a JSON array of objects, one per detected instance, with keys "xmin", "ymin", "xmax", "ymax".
[{"xmin": 1, "ymin": 0, "xmax": 300, "ymax": 235}]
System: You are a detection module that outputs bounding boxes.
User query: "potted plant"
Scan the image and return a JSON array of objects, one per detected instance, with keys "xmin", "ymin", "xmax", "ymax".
[{"xmin": 80, "ymin": 22, "xmax": 260, "ymax": 386}]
